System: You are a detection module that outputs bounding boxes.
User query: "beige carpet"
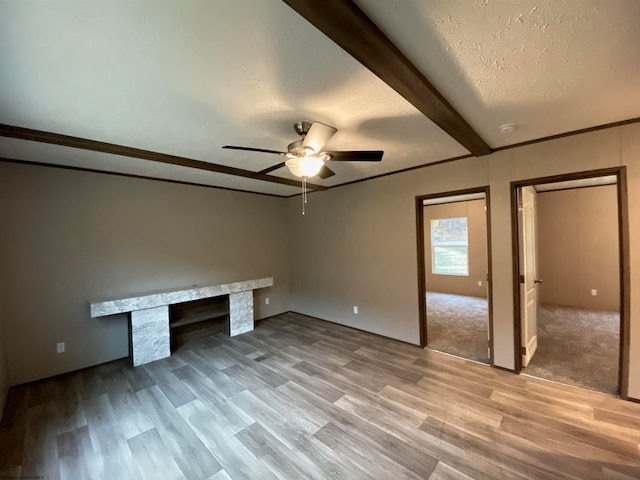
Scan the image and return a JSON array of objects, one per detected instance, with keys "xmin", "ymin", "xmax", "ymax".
[
  {"xmin": 523, "ymin": 303, "xmax": 620, "ymax": 395},
  {"xmin": 425, "ymin": 294, "xmax": 620, "ymax": 395},
  {"xmin": 425, "ymin": 292, "xmax": 489, "ymax": 364}
]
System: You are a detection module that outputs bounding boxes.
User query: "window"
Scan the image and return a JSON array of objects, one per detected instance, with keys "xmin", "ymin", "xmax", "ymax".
[{"xmin": 431, "ymin": 217, "xmax": 469, "ymax": 276}]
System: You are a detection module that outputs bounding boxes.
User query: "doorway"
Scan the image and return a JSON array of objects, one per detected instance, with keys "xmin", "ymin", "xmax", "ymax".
[
  {"xmin": 512, "ymin": 168, "xmax": 630, "ymax": 398},
  {"xmin": 416, "ymin": 187, "xmax": 493, "ymax": 365}
]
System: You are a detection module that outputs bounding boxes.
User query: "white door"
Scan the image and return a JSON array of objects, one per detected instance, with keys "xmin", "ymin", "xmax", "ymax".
[{"xmin": 519, "ymin": 186, "xmax": 540, "ymax": 367}]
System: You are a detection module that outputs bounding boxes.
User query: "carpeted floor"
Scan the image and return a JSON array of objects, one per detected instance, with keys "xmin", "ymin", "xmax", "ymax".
[
  {"xmin": 425, "ymin": 292, "xmax": 489, "ymax": 364},
  {"xmin": 523, "ymin": 303, "xmax": 620, "ymax": 395},
  {"xmin": 425, "ymin": 294, "xmax": 620, "ymax": 395}
]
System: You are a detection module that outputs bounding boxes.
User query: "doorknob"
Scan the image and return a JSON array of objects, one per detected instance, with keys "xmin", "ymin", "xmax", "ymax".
[{"xmin": 534, "ymin": 279, "xmax": 543, "ymax": 284}]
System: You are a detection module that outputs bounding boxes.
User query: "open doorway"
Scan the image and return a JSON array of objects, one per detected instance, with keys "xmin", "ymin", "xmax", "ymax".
[
  {"xmin": 512, "ymin": 168, "xmax": 630, "ymax": 398},
  {"xmin": 416, "ymin": 187, "xmax": 493, "ymax": 365}
]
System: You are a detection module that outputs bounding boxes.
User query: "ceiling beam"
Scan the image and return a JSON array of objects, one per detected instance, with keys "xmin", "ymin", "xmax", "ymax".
[
  {"xmin": 0, "ymin": 124, "xmax": 328, "ymax": 191},
  {"xmin": 281, "ymin": 0, "xmax": 492, "ymax": 156}
]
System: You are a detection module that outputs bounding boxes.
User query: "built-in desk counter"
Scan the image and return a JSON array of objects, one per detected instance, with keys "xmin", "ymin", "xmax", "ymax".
[{"xmin": 90, "ymin": 277, "xmax": 273, "ymax": 366}]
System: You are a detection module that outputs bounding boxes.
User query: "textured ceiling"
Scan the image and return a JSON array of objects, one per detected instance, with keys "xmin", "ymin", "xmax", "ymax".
[
  {"xmin": 358, "ymin": 0, "xmax": 640, "ymax": 146},
  {"xmin": 1, "ymin": 1, "xmax": 639, "ymax": 196}
]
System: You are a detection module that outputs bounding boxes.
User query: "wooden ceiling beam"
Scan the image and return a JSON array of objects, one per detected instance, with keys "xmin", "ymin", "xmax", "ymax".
[
  {"xmin": 0, "ymin": 124, "xmax": 327, "ymax": 191},
  {"xmin": 282, "ymin": 0, "xmax": 492, "ymax": 156}
]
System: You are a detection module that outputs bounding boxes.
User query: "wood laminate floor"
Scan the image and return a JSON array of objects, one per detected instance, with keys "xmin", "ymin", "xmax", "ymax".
[{"xmin": 1, "ymin": 312, "xmax": 639, "ymax": 479}]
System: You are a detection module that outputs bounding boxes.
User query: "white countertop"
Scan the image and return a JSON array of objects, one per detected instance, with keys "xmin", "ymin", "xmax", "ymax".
[{"xmin": 90, "ymin": 277, "xmax": 274, "ymax": 317}]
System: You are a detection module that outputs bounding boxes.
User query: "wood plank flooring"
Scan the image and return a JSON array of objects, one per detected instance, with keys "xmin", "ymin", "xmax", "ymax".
[{"xmin": 1, "ymin": 312, "xmax": 639, "ymax": 479}]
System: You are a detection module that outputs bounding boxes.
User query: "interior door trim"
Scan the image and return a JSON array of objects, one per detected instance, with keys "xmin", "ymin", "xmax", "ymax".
[
  {"xmin": 415, "ymin": 186, "xmax": 494, "ymax": 367},
  {"xmin": 510, "ymin": 166, "xmax": 630, "ymax": 399}
]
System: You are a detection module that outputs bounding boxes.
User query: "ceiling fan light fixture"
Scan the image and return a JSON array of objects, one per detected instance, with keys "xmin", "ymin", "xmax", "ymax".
[{"xmin": 285, "ymin": 156, "xmax": 324, "ymax": 178}]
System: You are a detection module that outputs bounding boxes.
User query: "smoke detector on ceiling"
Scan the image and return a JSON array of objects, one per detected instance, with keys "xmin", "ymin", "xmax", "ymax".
[{"xmin": 499, "ymin": 123, "xmax": 517, "ymax": 133}]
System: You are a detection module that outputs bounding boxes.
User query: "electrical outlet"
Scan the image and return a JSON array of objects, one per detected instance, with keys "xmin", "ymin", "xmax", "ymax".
[
  {"xmin": 56, "ymin": 342, "xmax": 65, "ymax": 354},
  {"xmin": 353, "ymin": 306, "xmax": 358, "ymax": 314},
  {"xmin": 265, "ymin": 297, "xmax": 270, "ymax": 305},
  {"xmin": 478, "ymin": 281, "xmax": 482, "ymax": 287},
  {"xmin": 591, "ymin": 289, "xmax": 598, "ymax": 296}
]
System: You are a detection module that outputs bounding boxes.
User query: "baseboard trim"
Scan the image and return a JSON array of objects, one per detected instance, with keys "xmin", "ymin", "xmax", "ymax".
[
  {"xmin": 8, "ymin": 313, "xmax": 286, "ymax": 389},
  {"xmin": 287, "ymin": 311, "xmax": 421, "ymax": 348},
  {"xmin": 255, "ymin": 311, "xmax": 288, "ymax": 323},
  {"xmin": 286, "ymin": 311, "xmax": 521, "ymax": 375},
  {"xmin": 9, "ymin": 355, "xmax": 130, "ymax": 390},
  {"xmin": 492, "ymin": 364, "xmax": 517, "ymax": 374},
  {"xmin": 627, "ymin": 396, "xmax": 640, "ymax": 404}
]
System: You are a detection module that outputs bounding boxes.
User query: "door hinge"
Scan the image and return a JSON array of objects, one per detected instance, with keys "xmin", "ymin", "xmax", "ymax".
[
  {"xmin": 521, "ymin": 346, "xmax": 527, "ymax": 355},
  {"xmin": 519, "ymin": 274, "xmax": 525, "ymax": 284}
]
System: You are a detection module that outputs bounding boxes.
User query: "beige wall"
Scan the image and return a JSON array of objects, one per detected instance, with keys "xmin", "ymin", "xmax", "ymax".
[
  {"xmin": 287, "ymin": 172, "xmax": 419, "ymax": 342},
  {"xmin": 424, "ymin": 199, "xmax": 488, "ymax": 297},
  {"xmin": 2, "ymin": 122, "xmax": 640, "ymax": 400},
  {"xmin": 537, "ymin": 186, "xmax": 619, "ymax": 311},
  {"xmin": 0, "ymin": 163, "xmax": 290, "ymax": 386},
  {"xmin": 287, "ymin": 122, "xmax": 640, "ymax": 399}
]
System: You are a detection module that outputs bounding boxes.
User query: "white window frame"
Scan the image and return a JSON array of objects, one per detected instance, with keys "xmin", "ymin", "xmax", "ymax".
[{"xmin": 431, "ymin": 217, "xmax": 469, "ymax": 276}]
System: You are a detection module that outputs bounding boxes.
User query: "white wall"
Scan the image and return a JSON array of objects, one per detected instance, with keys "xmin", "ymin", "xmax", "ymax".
[
  {"xmin": 287, "ymin": 123, "xmax": 640, "ymax": 399},
  {"xmin": 0, "ymin": 163, "xmax": 290, "ymax": 386}
]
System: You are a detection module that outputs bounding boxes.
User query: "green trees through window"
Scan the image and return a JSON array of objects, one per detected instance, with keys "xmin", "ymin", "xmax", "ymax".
[{"xmin": 431, "ymin": 217, "xmax": 469, "ymax": 276}]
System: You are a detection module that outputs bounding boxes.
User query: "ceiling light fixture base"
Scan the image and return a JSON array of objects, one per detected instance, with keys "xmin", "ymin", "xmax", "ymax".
[{"xmin": 499, "ymin": 123, "xmax": 517, "ymax": 134}]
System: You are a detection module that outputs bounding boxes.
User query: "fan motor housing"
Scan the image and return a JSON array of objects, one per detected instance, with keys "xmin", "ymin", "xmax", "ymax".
[
  {"xmin": 293, "ymin": 121, "xmax": 312, "ymax": 136},
  {"xmin": 287, "ymin": 140, "xmax": 307, "ymax": 157}
]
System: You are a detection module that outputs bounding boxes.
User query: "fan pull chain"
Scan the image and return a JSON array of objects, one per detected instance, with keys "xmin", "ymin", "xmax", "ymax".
[{"xmin": 301, "ymin": 177, "xmax": 307, "ymax": 215}]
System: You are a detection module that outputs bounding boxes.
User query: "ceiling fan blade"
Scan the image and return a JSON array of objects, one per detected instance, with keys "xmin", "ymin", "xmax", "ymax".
[
  {"xmin": 256, "ymin": 162, "xmax": 286, "ymax": 175},
  {"xmin": 301, "ymin": 122, "xmax": 337, "ymax": 153},
  {"xmin": 325, "ymin": 150, "xmax": 384, "ymax": 162},
  {"xmin": 317, "ymin": 164, "xmax": 335, "ymax": 179},
  {"xmin": 223, "ymin": 145, "xmax": 284, "ymax": 155}
]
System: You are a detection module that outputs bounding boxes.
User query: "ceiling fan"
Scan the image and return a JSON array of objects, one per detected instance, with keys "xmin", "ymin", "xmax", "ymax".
[{"xmin": 222, "ymin": 121, "xmax": 383, "ymax": 179}]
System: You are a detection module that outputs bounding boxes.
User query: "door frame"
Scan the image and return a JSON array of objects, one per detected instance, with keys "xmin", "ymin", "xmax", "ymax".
[
  {"xmin": 415, "ymin": 186, "xmax": 494, "ymax": 366},
  {"xmin": 510, "ymin": 166, "xmax": 630, "ymax": 399}
]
